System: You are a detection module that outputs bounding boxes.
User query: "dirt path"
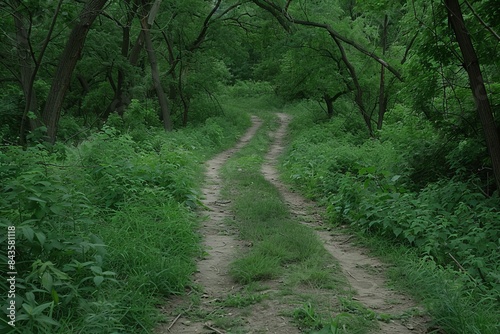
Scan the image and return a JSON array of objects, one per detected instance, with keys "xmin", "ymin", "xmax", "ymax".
[
  {"xmin": 156, "ymin": 116, "xmax": 301, "ymax": 334},
  {"xmin": 261, "ymin": 113, "xmax": 428, "ymax": 333},
  {"xmin": 156, "ymin": 113, "xmax": 428, "ymax": 334}
]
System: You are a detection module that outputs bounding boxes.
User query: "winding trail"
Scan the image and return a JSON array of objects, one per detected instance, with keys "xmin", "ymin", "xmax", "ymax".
[
  {"xmin": 156, "ymin": 116, "xmax": 301, "ymax": 334},
  {"xmin": 157, "ymin": 113, "xmax": 428, "ymax": 334},
  {"xmin": 261, "ymin": 113, "xmax": 428, "ymax": 333}
]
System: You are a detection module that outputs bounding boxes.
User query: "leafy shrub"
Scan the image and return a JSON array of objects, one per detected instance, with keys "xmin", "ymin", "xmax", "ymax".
[
  {"xmin": 225, "ymin": 80, "xmax": 275, "ymax": 97},
  {"xmin": 0, "ymin": 152, "xmax": 116, "ymax": 333},
  {"xmin": 281, "ymin": 102, "xmax": 500, "ymax": 329},
  {"xmin": 0, "ymin": 106, "xmax": 250, "ymax": 333}
]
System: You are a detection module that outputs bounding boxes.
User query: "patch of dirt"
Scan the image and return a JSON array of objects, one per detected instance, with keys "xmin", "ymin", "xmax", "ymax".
[
  {"xmin": 261, "ymin": 113, "xmax": 429, "ymax": 334},
  {"xmin": 156, "ymin": 116, "xmax": 301, "ymax": 334}
]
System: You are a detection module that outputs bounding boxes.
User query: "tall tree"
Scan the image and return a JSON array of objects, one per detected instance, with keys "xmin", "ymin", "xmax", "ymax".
[
  {"xmin": 11, "ymin": 0, "xmax": 41, "ymax": 133},
  {"xmin": 140, "ymin": 0, "xmax": 173, "ymax": 131},
  {"xmin": 444, "ymin": 0, "xmax": 500, "ymax": 191},
  {"xmin": 42, "ymin": 0, "xmax": 108, "ymax": 143}
]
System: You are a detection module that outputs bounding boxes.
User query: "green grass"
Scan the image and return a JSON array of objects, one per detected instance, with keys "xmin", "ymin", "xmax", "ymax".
[
  {"xmin": 220, "ymin": 113, "xmax": 338, "ymax": 286},
  {"xmin": 290, "ymin": 301, "xmax": 375, "ymax": 334},
  {"xmin": 217, "ymin": 288, "xmax": 269, "ymax": 308},
  {"xmin": 384, "ymin": 246, "xmax": 500, "ymax": 334},
  {"xmin": 214, "ymin": 111, "xmax": 376, "ymax": 333}
]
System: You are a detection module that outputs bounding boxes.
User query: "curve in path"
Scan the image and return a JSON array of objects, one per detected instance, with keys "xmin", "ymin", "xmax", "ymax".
[
  {"xmin": 261, "ymin": 113, "xmax": 429, "ymax": 334},
  {"xmin": 157, "ymin": 116, "xmax": 301, "ymax": 334}
]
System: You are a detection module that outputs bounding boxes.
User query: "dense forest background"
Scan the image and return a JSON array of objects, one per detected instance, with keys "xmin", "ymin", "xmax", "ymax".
[{"xmin": 1, "ymin": 0, "xmax": 499, "ymax": 333}]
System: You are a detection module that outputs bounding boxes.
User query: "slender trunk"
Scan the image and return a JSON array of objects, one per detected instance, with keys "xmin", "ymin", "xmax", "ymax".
[
  {"xmin": 42, "ymin": 0, "xmax": 108, "ymax": 143},
  {"xmin": 12, "ymin": 4, "xmax": 40, "ymax": 133},
  {"xmin": 445, "ymin": 0, "xmax": 500, "ymax": 192},
  {"xmin": 377, "ymin": 65, "xmax": 387, "ymax": 130},
  {"xmin": 140, "ymin": 12, "xmax": 173, "ymax": 131},
  {"xmin": 13, "ymin": 0, "xmax": 63, "ymax": 144},
  {"xmin": 332, "ymin": 36, "xmax": 373, "ymax": 136},
  {"xmin": 104, "ymin": 25, "xmax": 131, "ymax": 118},
  {"xmin": 129, "ymin": 31, "xmax": 144, "ymax": 66},
  {"xmin": 104, "ymin": 0, "xmax": 136, "ymax": 118},
  {"xmin": 179, "ymin": 66, "xmax": 189, "ymax": 127},
  {"xmin": 377, "ymin": 15, "xmax": 389, "ymax": 131},
  {"xmin": 324, "ymin": 94, "xmax": 334, "ymax": 118}
]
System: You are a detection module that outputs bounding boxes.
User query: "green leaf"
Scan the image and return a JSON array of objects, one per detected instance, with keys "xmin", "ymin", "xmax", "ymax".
[
  {"xmin": 41, "ymin": 272, "xmax": 53, "ymax": 292},
  {"xmin": 102, "ymin": 271, "xmax": 116, "ymax": 276},
  {"xmin": 34, "ymin": 314, "xmax": 60, "ymax": 326},
  {"xmin": 16, "ymin": 314, "xmax": 30, "ymax": 321},
  {"xmin": 93, "ymin": 276, "xmax": 104, "ymax": 286},
  {"xmin": 27, "ymin": 196, "xmax": 47, "ymax": 203},
  {"xmin": 21, "ymin": 226, "xmax": 35, "ymax": 241},
  {"xmin": 35, "ymin": 232, "xmax": 46, "ymax": 246},
  {"xmin": 391, "ymin": 175, "xmax": 401, "ymax": 182},
  {"xmin": 32, "ymin": 302, "xmax": 53, "ymax": 316},
  {"xmin": 22, "ymin": 303, "xmax": 34, "ymax": 315},
  {"xmin": 26, "ymin": 292, "xmax": 36, "ymax": 304},
  {"xmin": 90, "ymin": 266, "xmax": 103, "ymax": 274},
  {"xmin": 49, "ymin": 205, "xmax": 65, "ymax": 215},
  {"xmin": 51, "ymin": 288, "xmax": 59, "ymax": 304}
]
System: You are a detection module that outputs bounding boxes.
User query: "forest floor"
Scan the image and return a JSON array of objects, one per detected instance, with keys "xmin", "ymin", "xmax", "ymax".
[{"xmin": 155, "ymin": 114, "xmax": 429, "ymax": 334}]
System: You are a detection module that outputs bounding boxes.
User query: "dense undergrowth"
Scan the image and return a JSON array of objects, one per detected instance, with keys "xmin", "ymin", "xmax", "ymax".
[
  {"xmin": 280, "ymin": 101, "xmax": 500, "ymax": 333},
  {"xmin": 0, "ymin": 101, "xmax": 250, "ymax": 333}
]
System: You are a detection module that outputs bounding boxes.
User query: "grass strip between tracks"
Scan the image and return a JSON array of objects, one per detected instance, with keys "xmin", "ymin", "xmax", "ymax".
[{"xmin": 218, "ymin": 112, "xmax": 374, "ymax": 333}]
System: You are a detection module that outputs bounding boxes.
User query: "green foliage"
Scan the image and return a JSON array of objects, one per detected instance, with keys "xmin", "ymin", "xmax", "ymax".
[
  {"xmin": 293, "ymin": 301, "xmax": 370, "ymax": 334},
  {"xmin": 388, "ymin": 253, "xmax": 500, "ymax": 334},
  {"xmin": 224, "ymin": 80, "xmax": 276, "ymax": 98},
  {"xmin": 0, "ymin": 108, "xmax": 249, "ymax": 333},
  {"xmin": 281, "ymin": 102, "xmax": 500, "ymax": 334}
]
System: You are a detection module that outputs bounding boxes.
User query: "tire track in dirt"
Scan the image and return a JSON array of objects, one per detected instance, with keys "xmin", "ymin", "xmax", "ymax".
[
  {"xmin": 261, "ymin": 113, "xmax": 429, "ymax": 333},
  {"xmin": 156, "ymin": 116, "xmax": 301, "ymax": 334}
]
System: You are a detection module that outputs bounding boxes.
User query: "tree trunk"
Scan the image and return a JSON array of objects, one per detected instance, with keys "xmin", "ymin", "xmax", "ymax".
[
  {"xmin": 105, "ymin": 27, "xmax": 131, "ymax": 119},
  {"xmin": 377, "ymin": 64, "xmax": 388, "ymax": 131},
  {"xmin": 324, "ymin": 94, "xmax": 334, "ymax": 118},
  {"xmin": 42, "ymin": 0, "xmax": 108, "ymax": 143},
  {"xmin": 12, "ymin": 3, "xmax": 40, "ymax": 133},
  {"xmin": 445, "ymin": 0, "xmax": 500, "ymax": 192},
  {"xmin": 129, "ymin": 30, "xmax": 145, "ymax": 67},
  {"xmin": 104, "ymin": 0, "xmax": 136, "ymax": 118},
  {"xmin": 377, "ymin": 15, "xmax": 389, "ymax": 131},
  {"xmin": 332, "ymin": 36, "xmax": 373, "ymax": 136},
  {"xmin": 140, "ymin": 6, "xmax": 173, "ymax": 131}
]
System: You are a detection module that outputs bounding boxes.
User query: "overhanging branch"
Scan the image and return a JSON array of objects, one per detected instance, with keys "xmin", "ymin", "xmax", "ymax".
[{"xmin": 251, "ymin": 0, "xmax": 403, "ymax": 81}]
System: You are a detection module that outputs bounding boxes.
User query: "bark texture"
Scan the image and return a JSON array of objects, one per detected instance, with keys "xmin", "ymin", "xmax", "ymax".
[
  {"xmin": 42, "ymin": 0, "xmax": 108, "ymax": 143},
  {"xmin": 445, "ymin": 0, "xmax": 500, "ymax": 192},
  {"xmin": 140, "ymin": 0, "xmax": 173, "ymax": 131}
]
